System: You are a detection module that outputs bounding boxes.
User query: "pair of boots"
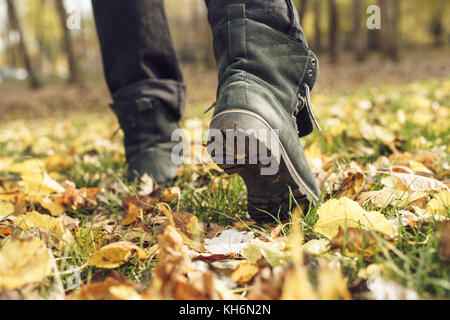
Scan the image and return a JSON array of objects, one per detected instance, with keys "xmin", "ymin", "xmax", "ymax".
[{"xmin": 94, "ymin": 1, "xmax": 320, "ymax": 222}]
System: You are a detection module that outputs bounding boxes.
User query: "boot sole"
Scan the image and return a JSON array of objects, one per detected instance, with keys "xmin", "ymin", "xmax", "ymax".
[{"xmin": 208, "ymin": 109, "xmax": 318, "ymax": 223}]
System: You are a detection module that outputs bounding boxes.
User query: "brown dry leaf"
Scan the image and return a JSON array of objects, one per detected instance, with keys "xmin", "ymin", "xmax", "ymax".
[
  {"xmin": 0, "ymin": 225, "xmax": 12, "ymax": 236},
  {"xmin": 68, "ymin": 277, "xmax": 137, "ymax": 300},
  {"xmin": 172, "ymin": 210, "xmax": 204, "ymax": 239},
  {"xmin": 314, "ymin": 197, "xmax": 396, "ymax": 239},
  {"xmin": 162, "ymin": 187, "xmax": 181, "ymax": 202},
  {"xmin": 172, "ymin": 271, "xmax": 222, "ymax": 300},
  {"xmin": 0, "ymin": 238, "xmax": 51, "ymax": 289},
  {"xmin": 231, "ymin": 263, "xmax": 259, "ymax": 284},
  {"xmin": 88, "ymin": 241, "xmax": 147, "ymax": 269},
  {"xmin": 248, "ymin": 266, "xmax": 284, "ymax": 300},
  {"xmin": 156, "ymin": 203, "xmax": 202, "ymax": 249},
  {"xmin": 122, "ymin": 227, "xmax": 154, "ymax": 243},
  {"xmin": 54, "ymin": 181, "xmax": 102, "ymax": 210},
  {"xmin": 121, "ymin": 193, "xmax": 160, "ymax": 225},
  {"xmin": 151, "ymin": 224, "xmax": 191, "ymax": 298},
  {"xmin": 193, "ymin": 253, "xmax": 235, "ymax": 263},
  {"xmin": 330, "ymin": 227, "xmax": 389, "ymax": 259},
  {"xmin": 336, "ymin": 171, "xmax": 365, "ymax": 200}
]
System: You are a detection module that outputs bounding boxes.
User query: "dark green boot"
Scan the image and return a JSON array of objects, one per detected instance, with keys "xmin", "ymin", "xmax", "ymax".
[
  {"xmin": 207, "ymin": 4, "xmax": 321, "ymax": 222},
  {"xmin": 111, "ymin": 97, "xmax": 180, "ymax": 184}
]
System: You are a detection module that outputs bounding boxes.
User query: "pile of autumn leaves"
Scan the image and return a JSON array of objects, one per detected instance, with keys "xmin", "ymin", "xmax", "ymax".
[{"xmin": 0, "ymin": 147, "xmax": 448, "ymax": 299}]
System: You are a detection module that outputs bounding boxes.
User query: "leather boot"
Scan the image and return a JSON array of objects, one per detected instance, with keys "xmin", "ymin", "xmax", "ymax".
[{"xmin": 207, "ymin": 4, "xmax": 321, "ymax": 222}]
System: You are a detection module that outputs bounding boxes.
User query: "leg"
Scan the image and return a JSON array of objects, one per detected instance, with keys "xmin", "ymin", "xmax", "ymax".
[
  {"xmin": 92, "ymin": 0, "xmax": 185, "ymax": 183},
  {"xmin": 205, "ymin": 0, "xmax": 320, "ymax": 222}
]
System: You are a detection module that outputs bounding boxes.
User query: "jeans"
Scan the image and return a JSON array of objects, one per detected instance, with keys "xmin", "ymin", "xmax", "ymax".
[{"xmin": 92, "ymin": 0, "xmax": 307, "ymax": 120}]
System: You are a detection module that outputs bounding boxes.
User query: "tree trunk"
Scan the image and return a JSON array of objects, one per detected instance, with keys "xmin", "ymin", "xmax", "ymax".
[
  {"xmin": 379, "ymin": 0, "xmax": 399, "ymax": 61},
  {"xmin": 352, "ymin": 0, "xmax": 366, "ymax": 61},
  {"xmin": 6, "ymin": 0, "xmax": 40, "ymax": 88},
  {"xmin": 313, "ymin": 0, "xmax": 322, "ymax": 52},
  {"xmin": 55, "ymin": 0, "xmax": 81, "ymax": 84},
  {"xmin": 298, "ymin": 0, "xmax": 308, "ymax": 24},
  {"xmin": 328, "ymin": 0, "xmax": 339, "ymax": 63},
  {"xmin": 430, "ymin": 5, "xmax": 444, "ymax": 47}
]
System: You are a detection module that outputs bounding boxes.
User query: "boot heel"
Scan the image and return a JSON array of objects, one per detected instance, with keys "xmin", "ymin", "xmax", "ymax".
[{"xmin": 208, "ymin": 110, "xmax": 306, "ymax": 223}]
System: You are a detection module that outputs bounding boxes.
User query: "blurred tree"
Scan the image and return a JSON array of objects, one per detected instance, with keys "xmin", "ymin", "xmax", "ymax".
[
  {"xmin": 55, "ymin": 0, "xmax": 81, "ymax": 84},
  {"xmin": 430, "ymin": 0, "xmax": 446, "ymax": 47},
  {"xmin": 5, "ymin": 0, "xmax": 40, "ymax": 88},
  {"xmin": 313, "ymin": 0, "xmax": 322, "ymax": 52},
  {"xmin": 352, "ymin": 0, "xmax": 366, "ymax": 61},
  {"xmin": 295, "ymin": 0, "xmax": 309, "ymax": 24},
  {"xmin": 379, "ymin": 0, "xmax": 399, "ymax": 61},
  {"xmin": 328, "ymin": 0, "xmax": 339, "ymax": 63}
]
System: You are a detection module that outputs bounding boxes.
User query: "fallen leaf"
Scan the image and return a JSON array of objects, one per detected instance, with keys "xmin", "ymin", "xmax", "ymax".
[
  {"xmin": 313, "ymin": 197, "xmax": 396, "ymax": 239},
  {"xmin": 121, "ymin": 193, "xmax": 160, "ymax": 225},
  {"xmin": 230, "ymin": 263, "xmax": 259, "ymax": 284},
  {"xmin": 0, "ymin": 201, "xmax": 14, "ymax": 216},
  {"xmin": 241, "ymin": 238, "xmax": 290, "ymax": 267},
  {"xmin": 303, "ymin": 239, "xmax": 330, "ymax": 255},
  {"xmin": 383, "ymin": 172, "xmax": 448, "ymax": 192},
  {"xmin": 204, "ymin": 229, "xmax": 254, "ymax": 255},
  {"xmin": 88, "ymin": 241, "xmax": 147, "ymax": 269},
  {"xmin": 0, "ymin": 238, "xmax": 51, "ymax": 289},
  {"xmin": 68, "ymin": 277, "xmax": 136, "ymax": 300},
  {"xmin": 426, "ymin": 191, "xmax": 449, "ymax": 216},
  {"xmin": 14, "ymin": 211, "xmax": 65, "ymax": 236},
  {"xmin": 336, "ymin": 171, "xmax": 365, "ymax": 200},
  {"xmin": 38, "ymin": 197, "xmax": 65, "ymax": 217}
]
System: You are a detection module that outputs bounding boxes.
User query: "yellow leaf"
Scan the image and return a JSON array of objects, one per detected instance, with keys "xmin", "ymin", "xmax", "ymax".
[
  {"xmin": 0, "ymin": 158, "xmax": 13, "ymax": 171},
  {"xmin": 38, "ymin": 197, "xmax": 65, "ymax": 217},
  {"xmin": 426, "ymin": 191, "xmax": 450, "ymax": 216},
  {"xmin": 281, "ymin": 266, "xmax": 317, "ymax": 300},
  {"xmin": 21, "ymin": 172, "xmax": 65, "ymax": 196},
  {"xmin": 317, "ymin": 263, "xmax": 351, "ymax": 300},
  {"xmin": 0, "ymin": 238, "xmax": 51, "ymax": 289},
  {"xmin": 0, "ymin": 201, "xmax": 14, "ymax": 216},
  {"xmin": 89, "ymin": 241, "xmax": 147, "ymax": 269},
  {"xmin": 313, "ymin": 197, "xmax": 396, "ymax": 239},
  {"xmin": 14, "ymin": 211, "xmax": 65, "ymax": 236},
  {"xmin": 8, "ymin": 159, "xmax": 45, "ymax": 174},
  {"xmin": 9, "ymin": 159, "xmax": 65, "ymax": 196},
  {"xmin": 230, "ymin": 263, "xmax": 259, "ymax": 284},
  {"xmin": 241, "ymin": 239, "xmax": 290, "ymax": 267}
]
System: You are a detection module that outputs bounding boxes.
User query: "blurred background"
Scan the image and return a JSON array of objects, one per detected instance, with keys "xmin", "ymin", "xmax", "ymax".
[{"xmin": 0, "ymin": 0, "xmax": 449, "ymax": 120}]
